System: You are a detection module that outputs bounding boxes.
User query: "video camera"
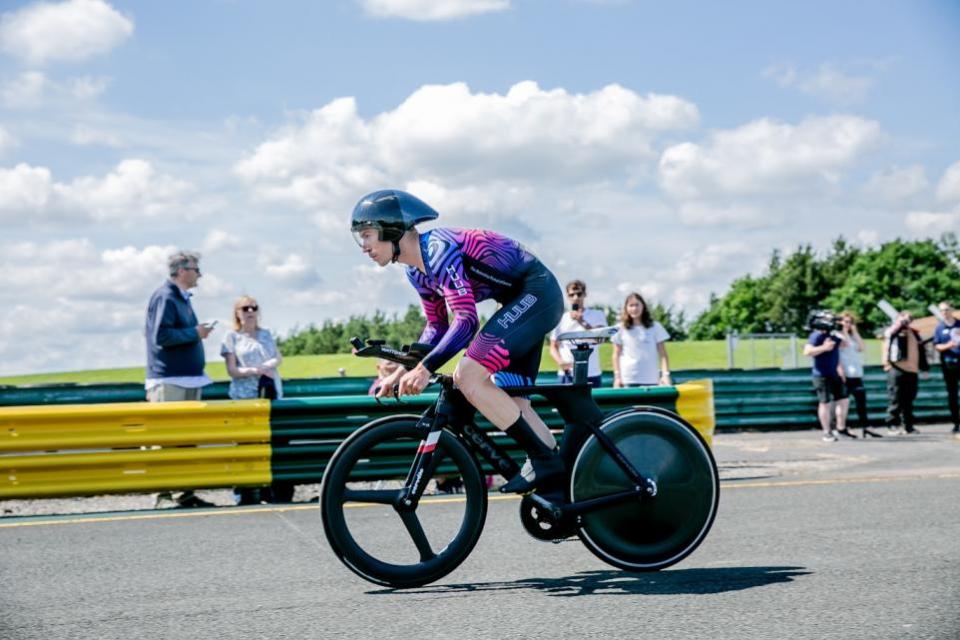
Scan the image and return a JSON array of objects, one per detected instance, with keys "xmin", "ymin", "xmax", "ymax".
[{"xmin": 807, "ymin": 309, "xmax": 841, "ymax": 333}]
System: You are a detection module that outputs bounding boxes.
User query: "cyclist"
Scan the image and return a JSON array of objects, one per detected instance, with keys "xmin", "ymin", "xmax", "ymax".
[{"xmin": 350, "ymin": 189, "xmax": 565, "ymax": 493}]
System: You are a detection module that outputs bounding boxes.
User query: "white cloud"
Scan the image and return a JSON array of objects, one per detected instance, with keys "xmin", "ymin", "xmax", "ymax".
[
  {"xmin": 236, "ymin": 80, "xmax": 699, "ymax": 224},
  {"xmin": 58, "ymin": 159, "xmax": 193, "ymax": 221},
  {"xmin": 763, "ymin": 62, "xmax": 875, "ymax": 104},
  {"xmin": 862, "ymin": 164, "xmax": 929, "ymax": 202},
  {"xmin": 658, "ymin": 115, "xmax": 882, "ymax": 201},
  {"xmin": 1, "ymin": 71, "xmax": 111, "ymax": 109},
  {"xmin": 69, "ymin": 75, "xmax": 110, "ymax": 99},
  {"xmin": 360, "ymin": 0, "xmax": 510, "ymax": 21},
  {"xmin": 1, "ymin": 70, "xmax": 47, "ymax": 108},
  {"xmin": 904, "ymin": 209, "xmax": 960, "ymax": 236},
  {"xmin": 0, "ymin": 0, "xmax": 133, "ymax": 65},
  {"xmin": 936, "ymin": 160, "xmax": 960, "ymax": 203},
  {"xmin": 262, "ymin": 252, "xmax": 321, "ymax": 286},
  {"xmin": 70, "ymin": 124, "xmax": 125, "ymax": 147},
  {"xmin": 202, "ymin": 229, "xmax": 243, "ymax": 253},
  {"xmin": 0, "ymin": 159, "xmax": 197, "ymax": 223}
]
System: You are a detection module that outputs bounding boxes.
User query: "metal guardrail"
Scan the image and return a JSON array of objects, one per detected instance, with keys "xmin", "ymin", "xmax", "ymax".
[
  {"xmin": 0, "ymin": 382, "xmax": 714, "ymax": 499},
  {"xmin": 0, "ymin": 400, "xmax": 271, "ymax": 498}
]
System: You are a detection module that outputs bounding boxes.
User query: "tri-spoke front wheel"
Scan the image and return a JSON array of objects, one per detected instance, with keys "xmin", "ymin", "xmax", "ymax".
[{"xmin": 320, "ymin": 416, "xmax": 487, "ymax": 588}]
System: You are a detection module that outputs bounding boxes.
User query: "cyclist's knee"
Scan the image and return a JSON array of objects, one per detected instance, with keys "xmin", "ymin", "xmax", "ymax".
[{"xmin": 454, "ymin": 358, "xmax": 490, "ymax": 397}]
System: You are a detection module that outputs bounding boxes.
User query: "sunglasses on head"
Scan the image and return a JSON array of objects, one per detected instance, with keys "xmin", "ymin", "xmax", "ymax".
[{"xmin": 241, "ymin": 305, "xmax": 259, "ymax": 312}]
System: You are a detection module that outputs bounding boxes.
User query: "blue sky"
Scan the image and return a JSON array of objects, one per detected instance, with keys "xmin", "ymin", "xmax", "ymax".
[{"xmin": 0, "ymin": 0, "xmax": 958, "ymax": 375}]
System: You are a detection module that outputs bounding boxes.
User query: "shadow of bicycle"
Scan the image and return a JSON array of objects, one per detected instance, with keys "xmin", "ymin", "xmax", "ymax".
[{"xmin": 369, "ymin": 565, "xmax": 811, "ymax": 597}]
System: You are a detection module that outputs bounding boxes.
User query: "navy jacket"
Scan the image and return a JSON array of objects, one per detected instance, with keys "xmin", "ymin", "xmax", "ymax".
[{"xmin": 145, "ymin": 280, "xmax": 205, "ymax": 378}]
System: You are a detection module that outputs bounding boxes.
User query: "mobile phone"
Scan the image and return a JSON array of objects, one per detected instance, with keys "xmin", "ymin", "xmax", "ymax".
[
  {"xmin": 204, "ymin": 320, "xmax": 218, "ymax": 328},
  {"xmin": 571, "ymin": 303, "xmax": 581, "ymax": 311}
]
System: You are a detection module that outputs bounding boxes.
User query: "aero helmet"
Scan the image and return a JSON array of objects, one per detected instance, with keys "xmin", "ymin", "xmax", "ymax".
[{"xmin": 350, "ymin": 190, "xmax": 439, "ymax": 262}]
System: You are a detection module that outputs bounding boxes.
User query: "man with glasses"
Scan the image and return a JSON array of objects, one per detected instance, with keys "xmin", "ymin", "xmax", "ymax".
[
  {"xmin": 549, "ymin": 280, "xmax": 607, "ymax": 387},
  {"xmin": 145, "ymin": 250, "xmax": 216, "ymax": 508},
  {"xmin": 933, "ymin": 301, "xmax": 960, "ymax": 433}
]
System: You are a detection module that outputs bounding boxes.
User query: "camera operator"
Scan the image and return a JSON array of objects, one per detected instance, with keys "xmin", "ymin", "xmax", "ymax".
[
  {"xmin": 882, "ymin": 311, "xmax": 923, "ymax": 435},
  {"xmin": 803, "ymin": 311, "xmax": 852, "ymax": 442},
  {"xmin": 550, "ymin": 280, "xmax": 606, "ymax": 387}
]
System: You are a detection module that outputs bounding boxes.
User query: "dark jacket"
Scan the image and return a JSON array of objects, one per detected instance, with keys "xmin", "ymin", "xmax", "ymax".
[{"xmin": 145, "ymin": 280, "xmax": 205, "ymax": 379}]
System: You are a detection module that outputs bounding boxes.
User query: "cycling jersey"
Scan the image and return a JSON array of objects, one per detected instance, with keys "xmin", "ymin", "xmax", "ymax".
[{"xmin": 406, "ymin": 227, "xmax": 562, "ymax": 379}]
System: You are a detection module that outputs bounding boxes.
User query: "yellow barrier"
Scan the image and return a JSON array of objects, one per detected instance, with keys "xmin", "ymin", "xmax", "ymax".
[
  {"xmin": 0, "ymin": 400, "xmax": 271, "ymax": 498},
  {"xmin": 675, "ymin": 379, "xmax": 716, "ymax": 447}
]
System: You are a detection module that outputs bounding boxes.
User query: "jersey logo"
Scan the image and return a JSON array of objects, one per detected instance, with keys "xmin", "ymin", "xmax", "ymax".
[
  {"xmin": 445, "ymin": 264, "xmax": 468, "ymax": 296},
  {"xmin": 497, "ymin": 294, "xmax": 537, "ymax": 329}
]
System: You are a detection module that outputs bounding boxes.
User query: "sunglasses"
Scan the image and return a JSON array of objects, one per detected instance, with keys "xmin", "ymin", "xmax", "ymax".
[
  {"xmin": 240, "ymin": 305, "xmax": 259, "ymax": 312},
  {"xmin": 567, "ymin": 291, "xmax": 585, "ymax": 298},
  {"xmin": 183, "ymin": 266, "xmax": 201, "ymax": 275}
]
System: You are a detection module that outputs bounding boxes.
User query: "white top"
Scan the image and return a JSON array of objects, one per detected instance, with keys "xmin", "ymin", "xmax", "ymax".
[
  {"xmin": 220, "ymin": 328, "xmax": 283, "ymax": 400},
  {"xmin": 550, "ymin": 308, "xmax": 607, "ymax": 378},
  {"xmin": 838, "ymin": 335, "xmax": 864, "ymax": 378},
  {"xmin": 611, "ymin": 321, "xmax": 670, "ymax": 385}
]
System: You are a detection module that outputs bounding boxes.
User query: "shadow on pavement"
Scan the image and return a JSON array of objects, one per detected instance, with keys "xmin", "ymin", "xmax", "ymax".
[{"xmin": 370, "ymin": 565, "xmax": 811, "ymax": 597}]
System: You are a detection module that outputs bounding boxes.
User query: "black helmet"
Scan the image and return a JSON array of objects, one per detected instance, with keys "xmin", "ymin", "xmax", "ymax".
[{"xmin": 350, "ymin": 189, "xmax": 439, "ymax": 243}]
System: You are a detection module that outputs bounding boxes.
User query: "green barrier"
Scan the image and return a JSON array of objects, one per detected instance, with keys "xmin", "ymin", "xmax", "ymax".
[{"xmin": 268, "ymin": 386, "xmax": 685, "ymax": 484}]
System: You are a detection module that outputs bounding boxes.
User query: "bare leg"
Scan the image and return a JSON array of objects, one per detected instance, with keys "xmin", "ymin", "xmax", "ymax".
[
  {"xmin": 817, "ymin": 401, "xmax": 833, "ymax": 435},
  {"xmin": 454, "ymin": 357, "xmax": 554, "ymax": 447},
  {"xmin": 835, "ymin": 398, "xmax": 849, "ymax": 432}
]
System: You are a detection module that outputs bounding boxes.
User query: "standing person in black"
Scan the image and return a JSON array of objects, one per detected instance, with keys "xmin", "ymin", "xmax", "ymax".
[
  {"xmin": 882, "ymin": 311, "xmax": 921, "ymax": 435},
  {"xmin": 932, "ymin": 301, "xmax": 960, "ymax": 434}
]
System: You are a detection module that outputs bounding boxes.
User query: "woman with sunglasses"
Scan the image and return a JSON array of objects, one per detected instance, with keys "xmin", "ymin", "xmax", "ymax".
[{"xmin": 221, "ymin": 296, "xmax": 289, "ymax": 504}]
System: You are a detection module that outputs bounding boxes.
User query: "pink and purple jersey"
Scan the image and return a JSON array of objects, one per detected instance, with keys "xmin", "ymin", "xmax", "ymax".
[{"xmin": 406, "ymin": 227, "xmax": 538, "ymax": 372}]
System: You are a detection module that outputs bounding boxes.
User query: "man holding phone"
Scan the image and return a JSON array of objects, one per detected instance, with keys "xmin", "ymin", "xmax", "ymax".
[
  {"xmin": 145, "ymin": 250, "xmax": 216, "ymax": 507},
  {"xmin": 549, "ymin": 280, "xmax": 607, "ymax": 387}
]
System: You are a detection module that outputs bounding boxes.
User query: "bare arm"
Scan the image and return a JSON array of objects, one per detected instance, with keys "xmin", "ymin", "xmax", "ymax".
[
  {"xmin": 224, "ymin": 353, "xmax": 258, "ymax": 379},
  {"xmin": 657, "ymin": 341, "xmax": 671, "ymax": 385},
  {"xmin": 612, "ymin": 342, "xmax": 623, "ymax": 388},
  {"xmin": 549, "ymin": 337, "xmax": 569, "ymax": 370}
]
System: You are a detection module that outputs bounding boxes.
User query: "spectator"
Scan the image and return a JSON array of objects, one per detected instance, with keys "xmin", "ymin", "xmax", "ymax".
[
  {"xmin": 803, "ymin": 314, "xmax": 851, "ymax": 442},
  {"xmin": 145, "ymin": 250, "xmax": 216, "ymax": 508},
  {"xmin": 368, "ymin": 358, "xmax": 400, "ymax": 396},
  {"xmin": 221, "ymin": 295, "xmax": 291, "ymax": 505},
  {"xmin": 611, "ymin": 292, "xmax": 672, "ymax": 387},
  {"xmin": 838, "ymin": 311, "xmax": 882, "ymax": 438},
  {"xmin": 549, "ymin": 280, "xmax": 607, "ymax": 387},
  {"xmin": 882, "ymin": 311, "xmax": 922, "ymax": 435},
  {"xmin": 932, "ymin": 300, "xmax": 960, "ymax": 434}
]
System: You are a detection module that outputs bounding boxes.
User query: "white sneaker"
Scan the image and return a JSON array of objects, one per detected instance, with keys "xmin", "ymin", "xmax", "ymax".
[{"xmin": 822, "ymin": 433, "xmax": 838, "ymax": 442}]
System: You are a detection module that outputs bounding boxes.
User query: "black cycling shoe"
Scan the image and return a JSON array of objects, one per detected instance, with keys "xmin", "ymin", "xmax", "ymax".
[
  {"xmin": 500, "ymin": 454, "xmax": 565, "ymax": 494},
  {"xmin": 499, "ymin": 414, "xmax": 564, "ymax": 494}
]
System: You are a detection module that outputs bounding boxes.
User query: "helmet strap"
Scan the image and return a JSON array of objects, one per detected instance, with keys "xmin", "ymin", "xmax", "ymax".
[{"xmin": 390, "ymin": 240, "xmax": 401, "ymax": 263}]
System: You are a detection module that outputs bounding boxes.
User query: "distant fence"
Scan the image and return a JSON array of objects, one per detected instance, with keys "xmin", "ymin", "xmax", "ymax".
[{"xmin": 0, "ymin": 366, "xmax": 949, "ymax": 432}]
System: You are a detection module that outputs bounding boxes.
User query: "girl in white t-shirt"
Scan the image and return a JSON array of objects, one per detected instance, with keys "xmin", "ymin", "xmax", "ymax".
[{"xmin": 612, "ymin": 292, "xmax": 671, "ymax": 387}]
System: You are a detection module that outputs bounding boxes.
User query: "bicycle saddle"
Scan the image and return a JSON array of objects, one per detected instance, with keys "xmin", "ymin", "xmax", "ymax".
[{"xmin": 556, "ymin": 326, "xmax": 618, "ymax": 342}]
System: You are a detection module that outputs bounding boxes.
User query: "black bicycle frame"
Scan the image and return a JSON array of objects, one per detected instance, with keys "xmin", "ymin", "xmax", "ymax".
[{"xmin": 354, "ymin": 338, "xmax": 655, "ymax": 515}]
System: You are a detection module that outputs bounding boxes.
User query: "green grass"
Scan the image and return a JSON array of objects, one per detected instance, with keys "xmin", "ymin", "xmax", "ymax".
[{"xmin": 0, "ymin": 340, "xmax": 884, "ymax": 386}]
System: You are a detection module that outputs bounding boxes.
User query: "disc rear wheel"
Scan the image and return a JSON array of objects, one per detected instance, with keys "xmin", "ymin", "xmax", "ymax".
[{"xmin": 570, "ymin": 409, "xmax": 719, "ymax": 571}]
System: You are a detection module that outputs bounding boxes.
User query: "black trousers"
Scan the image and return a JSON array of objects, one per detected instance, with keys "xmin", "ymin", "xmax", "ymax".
[
  {"xmin": 845, "ymin": 377, "xmax": 870, "ymax": 428},
  {"xmin": 885, "ymin": 368, "xmax": 918, "ymax": 430},
  {"xmin": 943, "ymin": 362, "xmax": 960, "ymax": 428}
]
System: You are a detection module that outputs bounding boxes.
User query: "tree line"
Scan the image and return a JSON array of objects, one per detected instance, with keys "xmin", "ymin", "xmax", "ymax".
[{"xmin": 277, "ymin": 235, "xmax": 960, "ymax": 355}]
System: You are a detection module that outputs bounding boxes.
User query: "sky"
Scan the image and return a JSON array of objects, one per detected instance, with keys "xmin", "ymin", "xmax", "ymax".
[{"xmin": 0, "ymin": 0, "xmax": 958, "ymax": 376}]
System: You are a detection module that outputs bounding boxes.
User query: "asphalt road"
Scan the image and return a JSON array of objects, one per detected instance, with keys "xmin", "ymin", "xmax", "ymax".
[{"xmin": 2, "ymin": 426, "xmax": 958, "ymax": 640}]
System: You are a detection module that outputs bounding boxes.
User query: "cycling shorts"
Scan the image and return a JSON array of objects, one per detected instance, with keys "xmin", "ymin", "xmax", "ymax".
[{"xmin": 465, "ymin": 260, "xmax": 563, "ymax": 386}]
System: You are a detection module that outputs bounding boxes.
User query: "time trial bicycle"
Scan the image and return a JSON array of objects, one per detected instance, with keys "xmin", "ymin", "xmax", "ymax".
[{"xmin": 320, "ymin": 328, "xmax": 719, "ymax": 588}]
